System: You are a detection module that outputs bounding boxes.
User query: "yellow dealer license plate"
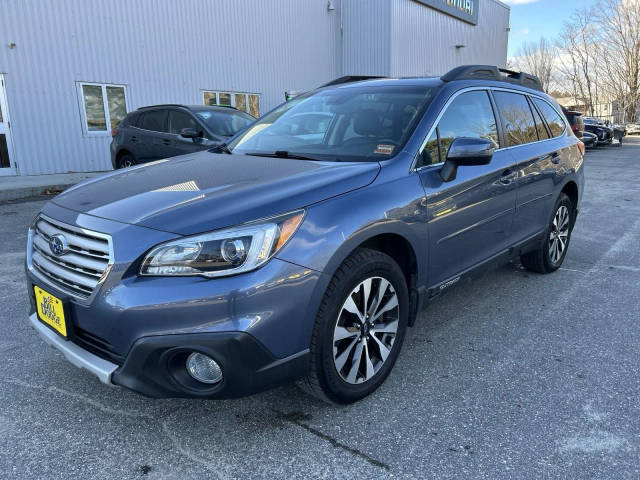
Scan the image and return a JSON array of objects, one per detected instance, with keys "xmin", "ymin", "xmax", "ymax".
[{"xmin": 34, "ymin": 286, "xmax": 67, "ymax": 338}]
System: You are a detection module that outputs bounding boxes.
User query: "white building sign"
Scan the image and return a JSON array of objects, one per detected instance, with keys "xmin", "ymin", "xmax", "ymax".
[{"xmin": 415, "ymin": 0, "xmax": 479, "ymax": 25}]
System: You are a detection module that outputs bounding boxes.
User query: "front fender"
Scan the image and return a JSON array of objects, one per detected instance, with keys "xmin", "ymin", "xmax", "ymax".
[
  {"xmin": 275, "ymin": 168, "xmax": 429, "ymax": 341},
  {"xmin": 276, "ymin": 169, "xmax": 428, "ymax": 282}
]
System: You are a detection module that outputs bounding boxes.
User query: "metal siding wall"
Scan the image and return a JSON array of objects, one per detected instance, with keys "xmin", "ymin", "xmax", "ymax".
[
  {"xmin": 0, "ymin": 0, "xmax": 342, "ymax": 175},
  {"xmin": 341, "ymin": 0, "xmax": 392, "ymax": 76},
  {"xmin": 389, "ymin": 0, "xmax": 510, "ymax": 77}
]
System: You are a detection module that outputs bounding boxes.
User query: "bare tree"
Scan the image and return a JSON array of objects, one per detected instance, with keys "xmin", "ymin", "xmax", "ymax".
[
  {"xmin": 513, "ymin": 37, "xmax": 557, "ymax": 93},
  {"xmin": 556, "ymin": 8, "xmax": 601, "ymax": 115},
  {"xmin": 594, "ymin": 0, "xmax": 640, "ymax": 122}
]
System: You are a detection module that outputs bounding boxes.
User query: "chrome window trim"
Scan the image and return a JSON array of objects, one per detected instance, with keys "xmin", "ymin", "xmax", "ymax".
[
  {"xmin": 26, "ymin": 213, "xmax": 115, "ymax": 304},
  {"xmin": 411, "ymin": 86, "xmax": 570, "ymax": 172}
]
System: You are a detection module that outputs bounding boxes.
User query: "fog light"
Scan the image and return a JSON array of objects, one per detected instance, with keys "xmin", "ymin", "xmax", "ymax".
[{"xmin": 186, "ymin": 352, "xmax": 223, "ymax": 384}]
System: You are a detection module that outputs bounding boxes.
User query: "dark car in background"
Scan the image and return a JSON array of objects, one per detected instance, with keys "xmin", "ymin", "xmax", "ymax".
[
  {"xmin": 583, "ymin": 117, "xmax": 613, "ymax": 144},
  {"xmin": 581, "ymin": 131, "xmax": 598, "ymax": 148},
  {"xmin": 110, "ymin": 105, "xmax": 255, "ymax": 169},
  {"xmin": 562, "ymin": 108, "xmax": 584, "ymax": 139},
  {"xmin": 26, "ymin": 65, "xmax": 584, "ymax": 404}
]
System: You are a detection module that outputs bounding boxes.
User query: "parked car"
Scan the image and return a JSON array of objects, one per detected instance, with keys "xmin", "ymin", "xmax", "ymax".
[
  {"xmin": 625, "ymin": 123, "xmax": 640, "ymax": 135},
  {"xmin": 110, "ymin": 104, "xmax": 255, "ymax": 169},
  {"xmin": 612, "ymin": 124, "xmax": 626, "ymax": 145},
  {"xmin": 581, "ymin": 131, "xmax": 598, "ymax": 148},
  {"xmin": 562, "ymin": 108, "xmax": 584, "ymax": 139},
  {"xmin": 26, "ymin": 65, "xmax": 584, "ymax": 404},
  {"xmin": 583, "ymin": 117, "xmax": 613, "ymax": 144}
]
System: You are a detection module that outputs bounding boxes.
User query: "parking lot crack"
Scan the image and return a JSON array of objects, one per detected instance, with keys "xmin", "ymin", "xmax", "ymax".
[
  {"xmin": 4, "ymin": 378, "xmax": 155, "ymax": 419},
  {"xmin": 6, "ymin": 380, "xmax": 230, "ymax": 478},
  {"xmin": 159, "ymin": 419, "xmax": 228, "ymax": 480},
  {"xmin": 272, "ymin": 409, "xmax": 390, "ymax": 470}
]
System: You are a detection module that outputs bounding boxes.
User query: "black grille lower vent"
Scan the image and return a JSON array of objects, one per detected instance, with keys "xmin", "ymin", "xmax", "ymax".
[{"xmin": 73, "ymin": 327, "xmax": 124, "ymax": 365}]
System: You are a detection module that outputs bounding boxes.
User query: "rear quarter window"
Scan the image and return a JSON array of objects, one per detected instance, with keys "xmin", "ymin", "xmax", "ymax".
[
  {"xmin": 122, "ymin": 112, "xmax": 140, "ymax": 127},
  {"xmin": 533, "ymin": 98, "xmax": 566, "ymax": 137}
]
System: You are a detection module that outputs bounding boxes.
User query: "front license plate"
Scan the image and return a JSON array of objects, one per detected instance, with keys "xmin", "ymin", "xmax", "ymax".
[{"xmin": 34, "ymin": 286, "xmax": 68, "ymax": 338}]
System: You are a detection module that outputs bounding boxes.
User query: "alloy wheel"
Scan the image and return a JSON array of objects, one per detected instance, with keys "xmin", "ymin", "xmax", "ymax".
[
  {"xmin": 332, "ymin": 276, "xmax": 399, "ymax": 384},
  {"xmin": 549, "ymin": 205, "xmax": 570, "ymax": 264}
]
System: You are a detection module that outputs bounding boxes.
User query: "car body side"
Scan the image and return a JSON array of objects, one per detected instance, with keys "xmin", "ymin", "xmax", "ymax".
[
  {"xmin": 26, "ymin": 78, "xmax": 584, "ymax": 398},
  {"xmin": 110, "ymin": 105, "xmax": 253, "ymax": 168},
  {"xmin": 279, "ymin": 79, "xmax": 583, "ymax": 320}
]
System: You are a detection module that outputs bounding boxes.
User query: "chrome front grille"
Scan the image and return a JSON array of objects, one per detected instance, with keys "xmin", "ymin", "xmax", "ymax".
[{"xmin": 28, "ymin": 215, "xmax": 113, "ymax": 298}]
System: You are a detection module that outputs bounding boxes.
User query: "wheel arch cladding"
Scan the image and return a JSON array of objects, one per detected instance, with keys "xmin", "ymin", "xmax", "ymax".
[
  {"xmin": 561, "ymin": 180, "xmax": 578, "ymax": 209},
  {"xmin": 358, "ymin": 233, "xmax": 418, "ymax": 296},
  {"xmin": 326, "ymin": 230, "xmax": 421, "ymax": 327},
  {"xmin": 116, "ymin": 149, "xmax": 132, "ymax": 162},
  {"xmin": 561, "ymin": 180, "xmax": 579, "ymax": 227}
]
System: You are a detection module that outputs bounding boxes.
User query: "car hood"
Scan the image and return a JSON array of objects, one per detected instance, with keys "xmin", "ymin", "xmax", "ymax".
[{"xmin": 53, "ymin": 151, "xmax": 380, "ymax": 235}]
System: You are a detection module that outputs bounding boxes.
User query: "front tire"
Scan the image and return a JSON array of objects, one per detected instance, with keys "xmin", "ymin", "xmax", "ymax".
[
  {"xmin": 521, "ymin": 193, "xmax": 574, "ymax": 273},
  {"xmin": 300, "ymin": 248, "xmax": 409, "ymax": 404}
]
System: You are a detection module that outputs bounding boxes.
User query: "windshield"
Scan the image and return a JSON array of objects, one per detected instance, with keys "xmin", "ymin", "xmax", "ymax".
[
  {"xmin": 194, "ymin": 110, "xmax": 254, "ymax": 137},
  {"xmin": 227, "ymin": 85, "xmax": 438, "ymax": 161}
]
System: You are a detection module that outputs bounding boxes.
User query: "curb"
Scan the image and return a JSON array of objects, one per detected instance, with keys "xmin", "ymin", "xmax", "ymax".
[
  {"xmin": 0, "ymin": 172, "xmax": 107, "ymax": 203},
  {"xmin": 0, "ymin": 183, "xmax": 74, "ymax": 203}
]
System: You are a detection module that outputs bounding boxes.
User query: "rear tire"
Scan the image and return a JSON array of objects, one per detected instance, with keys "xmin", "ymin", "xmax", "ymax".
[
  {"xmin": 299, "ymin": 248, "xmax": 409, "ymax": 404},
  {"xmin": 520, "ymin": 193, "xmax": 574, "ymax": 274},
  {"xmin": 117, "ymin": 153, "xmax": 136, "ymax": 169}
]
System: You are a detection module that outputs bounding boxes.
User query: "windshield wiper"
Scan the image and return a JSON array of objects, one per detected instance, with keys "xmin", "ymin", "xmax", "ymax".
[{"xmin": 247, "ymin": 151, "xmax": 320, "ymax": 161}]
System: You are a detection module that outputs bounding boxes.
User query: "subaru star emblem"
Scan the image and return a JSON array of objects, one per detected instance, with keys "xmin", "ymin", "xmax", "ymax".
[{"xmin": 48, "ymin": 234, "xmax": 68, "ymax": 256}]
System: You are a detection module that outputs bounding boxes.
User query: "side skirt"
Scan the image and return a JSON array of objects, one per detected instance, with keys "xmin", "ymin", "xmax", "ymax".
[{"xmin": 415, "ymin": 231, "xmax": 545, "ymax": 310}]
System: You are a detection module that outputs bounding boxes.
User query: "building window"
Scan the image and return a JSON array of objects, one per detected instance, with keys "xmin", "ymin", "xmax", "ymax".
[
  {"xmin": 203, "ymin": 90, "xmax": 260, "ymax": 117},
  {"xmin": 78, "ymin": 82, "xmax": 128, "ymax": 134}
]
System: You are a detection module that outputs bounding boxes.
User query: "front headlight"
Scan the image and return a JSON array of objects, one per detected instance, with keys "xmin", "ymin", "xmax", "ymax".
[{"xmin": 140, "ymin": 210, "xmax": 304, "ymax": 277}]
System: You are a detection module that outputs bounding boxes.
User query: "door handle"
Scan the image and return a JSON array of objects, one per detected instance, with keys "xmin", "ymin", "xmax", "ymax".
[
  {"xmin": 130, "ymin": 135, "xmax": 137, "ymax": 142},
  {"xmin": 551, "ymin": 152, "xmax": 560, "ymax": 164}
]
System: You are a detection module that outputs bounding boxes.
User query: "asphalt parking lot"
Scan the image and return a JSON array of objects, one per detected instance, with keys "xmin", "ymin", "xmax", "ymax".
[{"xmin": 1, "ymin": 138, "xmax": 639, "ymax": 479}]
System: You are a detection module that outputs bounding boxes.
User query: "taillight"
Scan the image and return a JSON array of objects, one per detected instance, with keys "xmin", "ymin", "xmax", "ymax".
[
  {"xmin": 577, "ymin": 141, "xmax": 585, "ymax": 157},
  {"xmin": 111, "ymin": 127, "xmax": 119, "ymax": 138}
]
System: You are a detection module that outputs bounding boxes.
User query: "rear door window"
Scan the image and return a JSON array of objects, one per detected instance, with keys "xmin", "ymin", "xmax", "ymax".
[
  {"xmin": 533, "ymin": 98, "xmax": 565, "ymax": 137},
  {"xmin": 492, "ymin": 91, "xmax": 538, "ymax": 146},
  {"xmin": 140, "ymin": 109, "xmax": 168, "ymax": 132},
  {"xmin": 420, "ymin": 90, "xmax": 499, "ymax": 165}
]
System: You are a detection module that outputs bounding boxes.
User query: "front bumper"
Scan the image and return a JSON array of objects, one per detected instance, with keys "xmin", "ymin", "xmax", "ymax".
[
  {"xmin": 28, "ymin": 313, "xmax": 118, "ymax": 384},
  {"xmin": 29, "ymin": 310, "xmax": 309, "ymax": 398},
  {"xmin": 112, "ymin": 331, "xmax": 309, "ymax": 398},
  {"xmin": 25, "ymin": 202, "xmax": 328, "ymax": 398}
]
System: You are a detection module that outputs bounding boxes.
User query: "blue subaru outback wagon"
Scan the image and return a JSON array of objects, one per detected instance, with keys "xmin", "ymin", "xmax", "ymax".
[{"xmin": 26, "ymin": 66, "xmax": 584, "ymax": 404}]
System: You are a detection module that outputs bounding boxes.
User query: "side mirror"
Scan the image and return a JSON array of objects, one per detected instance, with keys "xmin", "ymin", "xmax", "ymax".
[
  {"xmin": 180, "ymin": 128, "xmax": 203, "ymax": 139},
  {"xmin": 440, "ymin": 137, "xmax": 495, "ymax": 182}
]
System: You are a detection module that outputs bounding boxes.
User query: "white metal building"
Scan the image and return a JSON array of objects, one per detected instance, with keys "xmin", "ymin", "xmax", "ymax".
[{"xmin": 0, "ymin": 0, "xmax": 510, "ymax": 177}]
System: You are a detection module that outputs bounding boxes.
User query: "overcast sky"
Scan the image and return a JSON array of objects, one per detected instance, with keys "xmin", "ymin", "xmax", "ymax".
[{"xmin": 505, "ymin": 0, "xmax": 600, "ymax": 57}]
